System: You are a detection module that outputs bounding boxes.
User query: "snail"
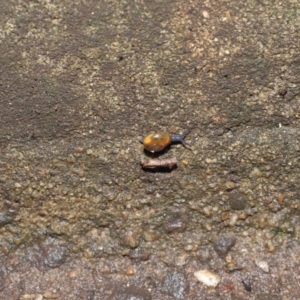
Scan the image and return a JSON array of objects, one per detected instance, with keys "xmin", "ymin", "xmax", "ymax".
[{"xmin": 141, "ymin": 130, "xmax": 191, "ymax": 153}]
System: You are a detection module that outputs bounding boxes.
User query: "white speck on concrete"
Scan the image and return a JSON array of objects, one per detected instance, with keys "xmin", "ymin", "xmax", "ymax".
[
  {"xmin": 194, "ymin": 269, "xmax": 221, "ymax": 287},
  {"xmin": 255, "ymin": 260, "xmax": 269, "ymax": 273}
]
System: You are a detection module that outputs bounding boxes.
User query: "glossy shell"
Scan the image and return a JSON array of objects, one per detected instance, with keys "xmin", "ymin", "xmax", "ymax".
[{"xmin": 143, "ymin": 131, "xmax": 171, "ymax": 152}]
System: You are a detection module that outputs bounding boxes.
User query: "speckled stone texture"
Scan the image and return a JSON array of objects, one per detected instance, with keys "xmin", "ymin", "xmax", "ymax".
[{"xmin": 0, "ymin": 0, "xmax": 300, "ymax": 299}]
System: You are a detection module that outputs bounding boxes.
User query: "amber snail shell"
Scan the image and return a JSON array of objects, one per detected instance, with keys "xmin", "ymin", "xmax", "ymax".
[
  {"xmin": 143, "ymin": 131, "xmax": 171, "ymax": 153},
  {"xmin": 142, "ymin": 130, "xmax": 190, "ymax": 153}
]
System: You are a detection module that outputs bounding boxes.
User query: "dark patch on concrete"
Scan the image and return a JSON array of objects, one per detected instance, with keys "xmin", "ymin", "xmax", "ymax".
[
  {"xmin": 213, "ymin": 234, "xmax": 237, "ymax": 258},
  {"xmin": 0, "ymin": 212, "xmax": 15, "ymax": 228},
  {"xmin": 164, "ymin": 212, "xmax": 187, "ymax": 233},
  {"xmin": 161, "ymin": 271, "xmax": 189, "ymax": 299},
  {"xmin": 110, "ymin": 285, "xmax": 152, "ymax": 300},
  {"xmin": 22, "ymin": 237, "xmax": 68, "ymax": 271},
  {"xmin": 229, "ymin": 190, "xmax": 247, "ymax": 210},
  {"xmin": 0, "ymin": 47, "xmax": 84, "ymax": 144}
]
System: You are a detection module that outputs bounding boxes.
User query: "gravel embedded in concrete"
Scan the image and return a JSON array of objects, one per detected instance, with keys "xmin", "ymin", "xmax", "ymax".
[
  {"xmin": 194, "ymin": 270, "xmax": 221, "ymax": 287},
  {"xmin": 0, "ymin": 0, "xmax": 300, "ymax": 299}
]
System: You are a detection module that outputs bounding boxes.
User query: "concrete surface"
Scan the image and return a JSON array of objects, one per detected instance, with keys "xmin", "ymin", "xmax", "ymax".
[{"xmin": 0, "ymin": 0, "xmax": 300, "ymax": 299}]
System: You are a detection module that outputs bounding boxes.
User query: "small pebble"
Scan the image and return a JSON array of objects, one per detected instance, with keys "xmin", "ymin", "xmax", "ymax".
[
  {"xmin": 224, "ymin": 254, "xmax": 238, "ymax": 271},
  {"xmin": 68, "ymin": 271, "xmax": 78, "ymax": 278},
  {"xmin": 84, "ymin": 249, "xmax": 94, "ymax": 259},
  {"xmin": 266, "ymin": 241, "xmax": 275, "ymax": 252},
  {"xmin": 164, "ymin": 212, "xmax": 186, "ymax": 233},
  {"xmin": 258, "ymin": 217, "xmax": 266, "ymax": 229},
  {"xmin": 122, "ymin": 231, "xmax": 139, "ymax": 248},
  {"xmin": 242, "ymin": 279, "xmax": 252, "ymax": 292},
  {"xmin": 86, "ymin": 149, "xmax": 93, "ymax": 155},
  {"xmin": 238, "ymin": 213, "xmax": 247, "ymax": 220},
  {"xmin": 221, "ymin": 212, "xmax": 229, "ymax": 221},
  {"xmin": 0, "ymin": 213, "xmax": 15, "ymax": 228},
  {"xmin": 255, "ymin": 260, "xmax": 269, "ymax": 273},
  {"xmin": 229, "ymin": 190, "xmax": 246, "ymax": 210},
  {"xmin": 20, "ymin": 295, "xmax": 43, "ymax": 300},
  {"xmin": 205, "ymin": 223, "xmax": 212, "ymax": 231},
  {"xmin": 202, "ymin": 11, "xmax": 210, "ymax": 18},
  {"xmin": 143, "ymin": 230, "xmax": 158, "ymax": 242},
  {"xmin": 126, "ymin": 266, "xmax": 136, "ymax": 275},
  {"xmin": 75, "ymin": 147, "xmax": 84, "ymax": 153},
  {"xmin": 213, "ymin": 234, "xmax": 237, "ymax": 257},
  {"xmin": 249, "ymin": 167, "xmax": 262, "ymax": 178},
  {"xmin": 225, "ymin": 181, "xmax": 235, "ymax": 190},
  {"xmin": 203, "ymin": 207, "xmax": 211, "ymax": 217},
  {"xmin": 175, "ymin": 253, "xmax": 189, "ymax": 266},
  {"xmin": 181, "ymin": 160, "xmax": 188, "ymax": 166},
  {"xmin": 229, "ymin": 214, "xmax": 238, "ymax": 226},
  {"xmin": 194, "ymin": 269, "xmax": 221, "ymax": 287},
  {"xmin": 277, "ymin": 194, "xmax": 284, "ymax": 204},
  {"xmin": 43, "ymin": 290, "xmax": 58, "ymax": 299}
]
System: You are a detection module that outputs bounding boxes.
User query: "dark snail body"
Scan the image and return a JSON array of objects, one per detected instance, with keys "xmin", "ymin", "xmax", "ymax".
[
  {"xmin": 170, "ymin": 134, "xmax": 185, "ymax": 143},
  {"xmin": 143, "ymin": 131, "xmax": 190, "ymax": 153}
]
